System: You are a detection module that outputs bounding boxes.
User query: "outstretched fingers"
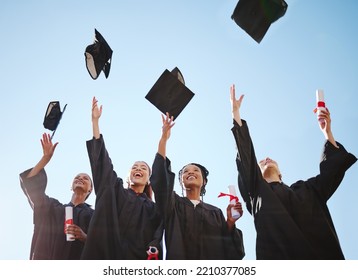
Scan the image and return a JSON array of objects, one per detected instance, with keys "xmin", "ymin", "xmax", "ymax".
[
  {"xmin": 161, "ymin": 112, "xmax": 175, "ymax": 140},
  {"xmin": 40, "ymin": 133, "xmax": 58, "ymax": 157},
  {"xmin": 230, "ymin": 84, "xmax": 245, "ymax": 111},
  {"xmin": 162, "ymin": 112, "xmax": 175, "ymax": 128},
  {"xmin": 92, "ymin": 96, "xmax": 102, "ymax": 119}
]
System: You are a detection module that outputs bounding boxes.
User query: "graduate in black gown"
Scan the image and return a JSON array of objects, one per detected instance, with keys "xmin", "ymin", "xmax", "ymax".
[
  {"xmin": 150, "ymin": 113, "xmax": 245, "ymax": 260},
  {"xmin": 20, "ymin": 133, "xmax": 94, "ymax": 259},
  {"xmin": 81, "ymin": 97, "xmax": 163, "ymax": 260},
  {"xmin": 230, "ymin": 84, "xmax": 357, "ymax": 259}
]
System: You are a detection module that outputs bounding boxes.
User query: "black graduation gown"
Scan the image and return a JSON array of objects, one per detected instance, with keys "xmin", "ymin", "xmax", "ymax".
[
  {"xmin": 81, "ymin": 135, "xmax": 163, "ymax": 260},
  {"xmin": 150, "ymin": 153, "xmax": 245, "ymax": 260},
  {"xmin": 232, "ymin": 120, "xmax": 357, "ymax": 260},
  {"xmin": 19, "ymin": 168, "xmax": 94, "ymax": 260}
]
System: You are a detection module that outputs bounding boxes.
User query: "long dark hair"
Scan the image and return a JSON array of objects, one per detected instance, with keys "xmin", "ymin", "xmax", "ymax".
[{"xmin": 143, "ymin": 182, "xmax": 153, "ymax": 201}]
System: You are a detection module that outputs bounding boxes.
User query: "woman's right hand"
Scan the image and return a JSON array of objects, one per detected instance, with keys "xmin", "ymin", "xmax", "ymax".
[
  {"xmin": 41, "ymin": 133, "xmax": 58, "ymax": 160},
  {"xmin": 161, "ymin": 112, "xmax": 175, "ymax": 141},
  {"xmin": 92, "ymin": 96, "xmax": 102, "ymax": 121},
  {"xmin": 230, "ymin": 84, "xmax": 244, "ymax": 126},
  {"xmin": 92, "ymin": 96, "xmax": 102, "ymax": 139}
]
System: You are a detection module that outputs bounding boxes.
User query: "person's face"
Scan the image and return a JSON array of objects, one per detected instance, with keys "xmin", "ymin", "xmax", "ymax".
[
  {"xmin": 72, "ymin": 173, "xmax": 92, "ymax": 194},
  {"xmin": 258, "ymin": 157, "xmax": 280, "ymax": 174},
  {"xmin": 181, "ymin": 164, "xmax": 205, "ymax": 188},
  {"xmin": 129, "ymin": 161, "xmax": 150, "ymax": 186}
]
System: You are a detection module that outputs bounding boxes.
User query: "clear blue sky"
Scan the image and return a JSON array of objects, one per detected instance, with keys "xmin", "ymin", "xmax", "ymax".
[{"xmin": 0, "ymin": 0, "xmax": 357, "ymax": 260}]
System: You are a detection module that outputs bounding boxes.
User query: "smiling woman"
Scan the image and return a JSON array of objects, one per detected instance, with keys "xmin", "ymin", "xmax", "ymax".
[
  {"xmin": 19, "ymin": 133, "xmax": 94, "ymax": 259},
  {"xmin": 71, "ymin": 173, "xmax": 93, "ymax": 201},
  {"xmin": 149, "ymin": 113, "xmax": 245, "ymax": 260},
  {"xmin": 80, "ymin": 97, "xmax": 164, "ymax": 260},
  {"xmin": 178, "ymin": 163, "xmax": 209, "ymax": 198},
  {"xmin": 126, "ymin": 161, "xmax": 153, "ymax": 199}
]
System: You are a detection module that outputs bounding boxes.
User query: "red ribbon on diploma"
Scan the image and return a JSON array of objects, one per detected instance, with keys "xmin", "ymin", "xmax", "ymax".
[
  {"xmin": 313, "ymin": 101, "xmax": 326, "ymax": 113},
  {"xmin": 218, "ymin": 192, "xmax": 239, "ymax": 202},
  {"xmin": 64, "ymin": 218, "xmax": 73, "ymax": 233},
  {"xmin": 147, "ymin": 253, "xmax": 158, "ymax": 260},
  {"xmin": 317, "ymin": 101, "xmax": 325, "ymax": 107},
  {"xmin": 147, "ymin": 247, "xmax": 159, "ymax": 260}
]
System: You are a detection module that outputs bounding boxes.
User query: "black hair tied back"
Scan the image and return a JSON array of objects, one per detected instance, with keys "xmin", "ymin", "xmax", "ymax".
[{"xmin": 179, "ymin": 163, "xmax": 209, "ymax": 197}]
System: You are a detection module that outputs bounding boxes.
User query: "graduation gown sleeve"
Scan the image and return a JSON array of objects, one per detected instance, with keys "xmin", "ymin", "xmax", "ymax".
[
  {"xmin": 82, "ymin": 135, "xmax": 163, "ymax": 259},
  {"xmin": 20, "ymin": 168, "xmax": 48, "ymax": 209},
  {"xmin": 289, "ymin": 141, "xmax": 357, "ymax": 259},
  {"xmin": 231, "ymin": 120, "xmax": 265, "ymax": 215},
  {"xmin": 311, "ymin": 140, "xmax": 357, "ymax": 201},
  {"xmin": 150, "ymin": 153, "xmax": 176, "ymax": 222},
  {"xmin": 20, "ymin": 168, "xmax": 63, "ymax": 259}
]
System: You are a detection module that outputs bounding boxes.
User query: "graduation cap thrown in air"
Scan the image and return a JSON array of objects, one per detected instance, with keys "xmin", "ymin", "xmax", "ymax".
[
  {"xmin": 43, "ymin": 101, "xmax": 67, "ymax": 139},
  {"xmin": 145, "ymin": 67, "xmax": 194, "ymax": 120},
  {"xmin": 231, "ymin": 0, "xmax": 288, "ymax": 43},
  {"xmin": 85, "ymin": 29, "xmax": 113, "ymax": 79}
]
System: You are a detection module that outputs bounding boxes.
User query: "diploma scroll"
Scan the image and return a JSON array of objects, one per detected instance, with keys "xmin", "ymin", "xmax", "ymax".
[
  {"xmin": 228, "ymin": 185, "xmax": 241, "ymax": 219},
  {"xmin": 65, "ymin": 206, "xmax": 75, "ymax": 241},
  {"xmin": 315, "ymin": 89, "xmax": 327, "ymax": 124}
]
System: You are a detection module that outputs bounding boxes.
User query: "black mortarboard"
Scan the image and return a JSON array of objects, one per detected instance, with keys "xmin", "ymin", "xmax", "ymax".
[
  {"xmin": 145, "ymin": 67, "xmax": 194, "ymax": 120},
  {"xmin": 43, "ymin": 101, "xmax": 67, "ymax": 139},
  {"xmin": 85, "ymin": 29, "xmax": 113, "ymax": 79},
  {"xmin": 231, "ymin": 0, "xmax": 288, "ymax": 43}
]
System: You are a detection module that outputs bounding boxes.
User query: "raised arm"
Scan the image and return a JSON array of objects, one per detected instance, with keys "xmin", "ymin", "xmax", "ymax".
[
  {"xmin": 317, "ymin": 109, "xmax": 338, "ymax": 148},
  {"xmin": 27, "ymin": 133, "xmax": 58, "ymax": 178},
  {"xmin": 158, "ymin": 113, "xmax": 175, "ymax": 158},
  {"xmin": 313, "ymin": 108, "xmax": 357, "ymax": 200},
  {"xmin": 230, "ymin": 84, "xmax": 244, "ymax": 127},
  {"xmin": 230, "ymin": 85, "xmax": 265, "ymax": 214},
  {"xmin": 20, "ymin": 133, "xmax": 58, "ymax": 208},
  {"xmin": 92, "ymin": 96, "xmax": 102, "ymax": 140},
  {"xmin": 151, "ymin": 113, "xmax": 176, "ymax": 219}
]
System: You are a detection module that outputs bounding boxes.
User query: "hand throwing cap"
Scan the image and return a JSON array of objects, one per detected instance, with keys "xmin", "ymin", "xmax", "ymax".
[
  {"xmin": 231, "ymin": 0, "xmax": 288, "ymax": 43},
  {"xmin": 43, "ymin": 101, "xmax": 67, "ymax": 139},
  {"xmin": 85, "ymin": 29, "xmax": 113, "ymax": 79},
  {"xmin": 145, "ymin": 67, "xmax": 194, "ymax": 120}
]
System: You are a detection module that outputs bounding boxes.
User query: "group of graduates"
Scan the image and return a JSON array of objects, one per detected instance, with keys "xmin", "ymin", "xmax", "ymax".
[{"xmin": 19, "ymin": 83, "xmax": 357, "ymax": 260}]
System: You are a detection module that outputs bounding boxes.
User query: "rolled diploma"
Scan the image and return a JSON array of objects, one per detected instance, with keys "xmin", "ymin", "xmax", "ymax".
[
  {"xmin": 316, "ymin": 89, "xmax": 326, "ymax": 123},
  {"xmin": 228, "ymin": 185, "xmax": 241, "ymax": 219},
  {"xmin": 65, "ymin": 206, "xmax": 75, "ymax": 241}
]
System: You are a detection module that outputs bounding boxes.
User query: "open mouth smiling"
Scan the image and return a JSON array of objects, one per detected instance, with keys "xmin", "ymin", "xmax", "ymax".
[{"xmin": 134, "ymin": 172, "xmax": 143, "ymax": 178}]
